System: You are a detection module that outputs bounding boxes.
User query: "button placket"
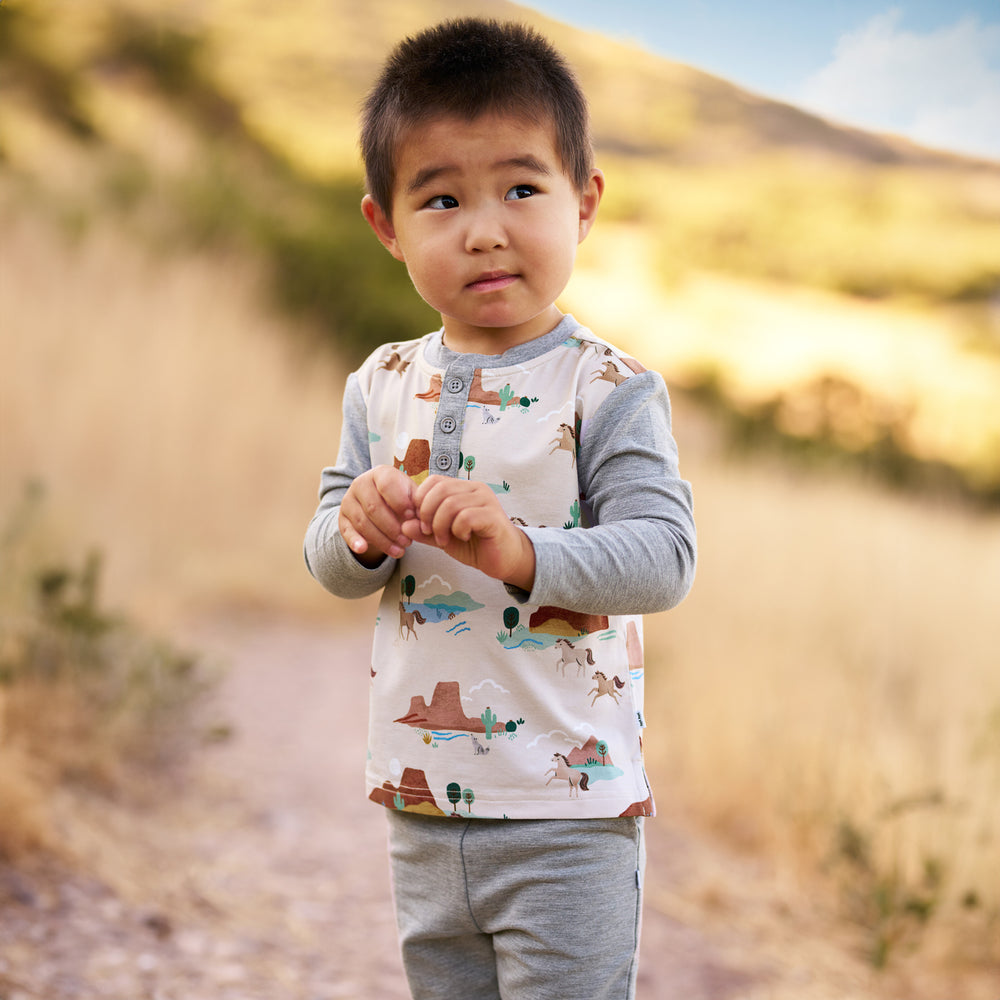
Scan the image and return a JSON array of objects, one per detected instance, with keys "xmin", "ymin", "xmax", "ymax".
[{"xmin": 428, "ymin": 363, "xmax": 472, "ymax": 478}]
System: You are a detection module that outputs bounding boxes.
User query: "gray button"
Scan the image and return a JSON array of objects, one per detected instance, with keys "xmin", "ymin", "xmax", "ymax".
[
  {"xmin": 435, "ymin": 454, "xmax": 453, "ymax": 471},
  {"xmin": 439, "ymin": 416, "xmax": 457, "ymax": 433},
  {"xmin": 446, "ymin": 377, "xmax": 464, "ymax": 394}
]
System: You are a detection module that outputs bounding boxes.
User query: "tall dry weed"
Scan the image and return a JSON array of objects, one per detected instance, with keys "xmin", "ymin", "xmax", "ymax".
[
  {"xmin": 1, "ymin": 200, "xmax": 347, "ymax": 624},
  {"xmin": 1, "ymin": 196, "xmax": 356, "ymax": 855},
  {"xmin": 645, "ymin": 407, "xmax": 1000, "ymax": 967},
  {"xmin": 0, "ymin": 747, "xmax": 50, "ymax": 859}
]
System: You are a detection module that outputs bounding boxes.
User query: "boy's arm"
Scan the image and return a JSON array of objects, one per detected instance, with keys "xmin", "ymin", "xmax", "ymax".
[
  {"xmin": 519, "ymin": 371, "xmax": 696, "ymax": 616},
  {"xmin": 304, "ymin": 373, "xmax": 397, "ymax": 598}
]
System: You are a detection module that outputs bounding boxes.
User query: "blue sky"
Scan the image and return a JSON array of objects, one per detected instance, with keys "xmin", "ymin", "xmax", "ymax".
[{"xmin": 525, "ymin": 1, "xmax": 1000, "ymax": 161}]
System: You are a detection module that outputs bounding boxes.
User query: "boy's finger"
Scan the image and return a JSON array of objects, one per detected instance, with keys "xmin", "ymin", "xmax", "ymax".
[
  {"xmin": 414, "ymin": 482, "xmax": 455, "ymax": 544},
  {"xmin": 373, "ymin": 466, "xmax": 417, "ymax": 519},
  {"xmin": 351, "ymin": 477, "xmax": 410, "ymax": 535},
  {"xmin": 430, "ymin": 493, "xmax": 486, "ymax": 548},
  {"xmin": 340, "ymin": 505, "xmax": 409, "ymax": 560}
]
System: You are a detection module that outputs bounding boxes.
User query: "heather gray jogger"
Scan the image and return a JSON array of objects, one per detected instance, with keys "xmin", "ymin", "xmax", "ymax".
[{"xmin": 386, "ymin": 812, "xmax": 645, "ymax": 1000}]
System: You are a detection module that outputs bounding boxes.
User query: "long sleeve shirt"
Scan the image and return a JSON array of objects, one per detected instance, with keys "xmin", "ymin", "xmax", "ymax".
[{"xmin": 305, "ymin": 314, "xmax": 696, "ymax": 819}]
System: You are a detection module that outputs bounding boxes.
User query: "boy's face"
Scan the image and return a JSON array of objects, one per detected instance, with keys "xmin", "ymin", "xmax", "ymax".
[{"xmin": 363, "ymin": 112, "xmax": 603, "ymax": 354}]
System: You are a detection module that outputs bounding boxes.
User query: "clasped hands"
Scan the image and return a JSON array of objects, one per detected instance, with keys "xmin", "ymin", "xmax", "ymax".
[{"xmin": 339, "ymin": 465, "xmax": 536, "ymax": 593}]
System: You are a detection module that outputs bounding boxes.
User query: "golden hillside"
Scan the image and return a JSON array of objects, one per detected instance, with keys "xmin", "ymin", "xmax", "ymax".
[
  {"xmin": 3, "ymin": 0, "xmax": 1000, "ymax": 498},
  {"xmin": 8, "ymin": 0, "xmax": 992, "ymax": 174}
]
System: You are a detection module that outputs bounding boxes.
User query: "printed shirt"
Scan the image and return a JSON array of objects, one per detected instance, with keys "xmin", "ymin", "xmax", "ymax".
[{"xmin": 305, "ymin": 315, "xmax": 696, "ymax": 820}]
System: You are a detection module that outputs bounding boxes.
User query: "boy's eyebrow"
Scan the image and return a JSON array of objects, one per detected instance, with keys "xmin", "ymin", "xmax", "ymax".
[
  {"xmin": 406, "ymin": 155, "xmax": 554, "ymax": 194},
  {"xmin": 495, "ymin": 154, "xmax": 554, "ymax": 177}
]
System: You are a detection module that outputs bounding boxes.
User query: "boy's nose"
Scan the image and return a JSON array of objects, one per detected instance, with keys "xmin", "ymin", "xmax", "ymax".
[{"xmin": 464, "ymin": 209, "xmax": 508, "ymax": 253}]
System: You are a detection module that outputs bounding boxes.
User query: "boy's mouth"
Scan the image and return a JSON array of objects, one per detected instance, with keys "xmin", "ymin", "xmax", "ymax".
[{"xmin": 467, "ymin": 271, "xmax": 518, "ymax": 293}]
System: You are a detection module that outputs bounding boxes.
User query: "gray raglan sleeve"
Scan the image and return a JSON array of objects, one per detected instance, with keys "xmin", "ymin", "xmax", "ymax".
[
  {"xmin": 519, "ymin": 370, "xmax": 696, "ymax": 616},
  {"xmin": 303, "ymin": 372, "xmax": 397, "ymax": 599}
]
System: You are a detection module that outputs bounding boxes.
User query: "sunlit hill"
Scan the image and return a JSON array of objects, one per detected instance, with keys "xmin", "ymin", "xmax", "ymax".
[{"xmin": 3, "ymin": 0, "xmax": 1000, "ymax": 499}]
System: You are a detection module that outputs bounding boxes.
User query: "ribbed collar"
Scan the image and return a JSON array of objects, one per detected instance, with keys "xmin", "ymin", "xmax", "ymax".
[{"xmin": 423, "ymin": 314, "xmax": 582, "ymax": 370}]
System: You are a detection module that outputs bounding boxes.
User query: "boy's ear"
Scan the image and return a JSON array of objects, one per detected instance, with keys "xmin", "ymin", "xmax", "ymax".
[
  {"xmin": 361, "ymin": 194, "xmax": 405, "ymax": 262},
  {"xmin": 577, "ymin": 169, "xmax": 605, "ymax": 244}
]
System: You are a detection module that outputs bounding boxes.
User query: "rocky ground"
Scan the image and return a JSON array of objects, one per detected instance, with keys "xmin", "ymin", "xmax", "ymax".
[{"xmin": 0, "ymin": 618, "xmax": 971, "ymax": 999}]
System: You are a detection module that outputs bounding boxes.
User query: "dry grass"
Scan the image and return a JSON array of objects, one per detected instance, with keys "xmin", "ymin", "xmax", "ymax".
[
  {"xmin": 0, "ymin": 196, "xmax": 346, "ymax": 625},
  {"xmin": 647, "ymin": 416, "xmax": 1000, "ymax": 938},
  {"xmin": 0, "ymin": 745, "xmax": 51, "ymax": 858},
  {"xmin": 642, "ymin": 402, "xmax": 1000, "ymax": 975},
  {"xmin": 564, "ymin": 238, "xmax": 1000, "ymax": 971},
  {"xmin": 1, "ymin": 194, "xmax": 350, "ymax": 856}
]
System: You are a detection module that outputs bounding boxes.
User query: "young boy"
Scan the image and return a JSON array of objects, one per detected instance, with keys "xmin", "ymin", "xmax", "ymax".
[{"xmin": 305, "ymin": 18, "xmax": 696, "ymax": 999}]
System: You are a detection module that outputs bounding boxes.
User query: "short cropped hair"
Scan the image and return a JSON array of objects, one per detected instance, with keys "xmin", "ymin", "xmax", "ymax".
[{"xmin": 360, "ymin": 18, "xmax": 594, "ymax": 214}]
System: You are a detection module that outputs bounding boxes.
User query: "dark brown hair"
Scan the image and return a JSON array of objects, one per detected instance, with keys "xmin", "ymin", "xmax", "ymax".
[{"xmin": 360, "ymin": 18, "xmax": 594, "ymax": 214}]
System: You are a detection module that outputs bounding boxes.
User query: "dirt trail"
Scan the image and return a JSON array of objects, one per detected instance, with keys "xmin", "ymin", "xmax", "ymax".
[{"xmin": 0, "ymin": 617, "xmax": 891, "ymax": 999}]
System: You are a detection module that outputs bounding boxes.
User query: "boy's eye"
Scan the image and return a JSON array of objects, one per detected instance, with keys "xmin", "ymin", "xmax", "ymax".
[
  {"xmin": 426, "ymin": 194, "xmax": 459, "ymax": 210},
  {"xmin": 505, "ymin": 184, "xmax": 536, "ymax": 201}
]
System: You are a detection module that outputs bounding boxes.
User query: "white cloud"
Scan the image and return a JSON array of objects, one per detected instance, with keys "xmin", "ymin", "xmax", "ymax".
[
  {"xmin": 468, "ymin": 678, "xmax": 511, "ymax": 696},
  {"xmin": 797, "ymin": 8, "xmax": 1000, "ymax": 160}
]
